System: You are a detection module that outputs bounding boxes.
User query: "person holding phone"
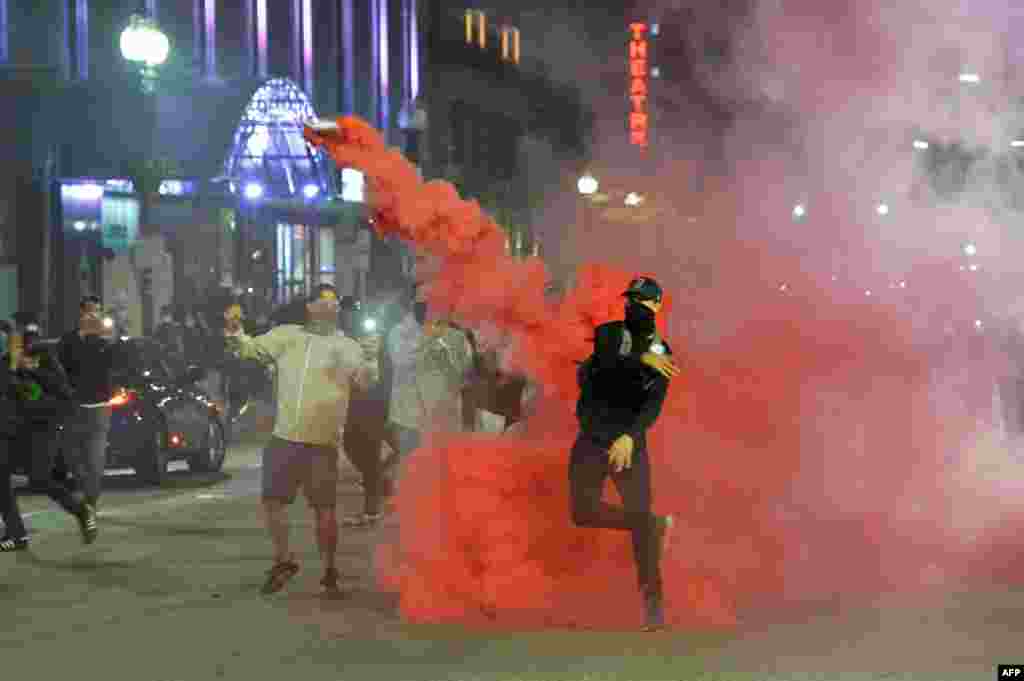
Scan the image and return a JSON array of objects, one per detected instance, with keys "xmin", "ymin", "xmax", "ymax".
[{"xmin": 55, "ymin": 296, "xmax": 115, "ymax": 543}]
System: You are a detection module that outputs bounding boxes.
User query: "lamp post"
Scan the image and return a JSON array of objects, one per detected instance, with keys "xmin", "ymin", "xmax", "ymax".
[
  {"xmin": 120, "ymin": 13, "xmax": 170, "ymax": 93},
  {"xmin": 577, "ymin": 173, "xmax": 598, "ymax": 234}
]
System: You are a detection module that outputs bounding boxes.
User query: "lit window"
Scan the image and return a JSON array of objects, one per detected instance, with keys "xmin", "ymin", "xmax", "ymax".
[
  {"xmin": 500, "ymin": 26, "xmax": 520, "ymax": 63},
  {"xmin": 464, "ymin": 10, "xmax": 486, "ymax": 48}
]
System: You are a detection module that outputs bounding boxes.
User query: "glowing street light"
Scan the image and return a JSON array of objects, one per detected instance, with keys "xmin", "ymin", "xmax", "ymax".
[
  {"xmin": 792, "ymin": 203, "xmax": 806, "ymax": 218},
  {"xmin": 876, "ymin": 203, "xmax": 889, "ymax": 216},
  {"xmin": 577, "ymin": 174, "xmax": 599, "ymax": 196},
  {"xmin": 963, "ymin": 242, "xmax": 977, "ymax": 256},
  {"xmin": 120, "ymin": 14, "xmax": 169, "ymax": 66}
]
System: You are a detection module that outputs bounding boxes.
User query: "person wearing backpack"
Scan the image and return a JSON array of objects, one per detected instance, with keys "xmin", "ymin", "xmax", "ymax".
[{"xmin": 571, "ymin": 277, "xmax": 681, "ymax": 631}]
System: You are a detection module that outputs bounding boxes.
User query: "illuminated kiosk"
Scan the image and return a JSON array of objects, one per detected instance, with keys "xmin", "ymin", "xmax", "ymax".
[{"xmin": 224, "ymin": 78, "xmax": 366, "ymax": 304}]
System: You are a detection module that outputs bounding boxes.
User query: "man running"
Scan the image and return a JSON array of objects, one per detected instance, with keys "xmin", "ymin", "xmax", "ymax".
[
  {"xmin": 571, "ymin": 277, "xmax": 681, "ymax": 631},
  {"xmin": 224, "ymin": 284, "xmax": 378, "ymax": 596}
]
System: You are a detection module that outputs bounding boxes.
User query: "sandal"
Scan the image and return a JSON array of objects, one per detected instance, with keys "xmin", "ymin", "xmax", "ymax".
[
  {"xmin": 0, "ymin": 535, "xmax": 29, "ymax": 552},
  {"xmin": 260, "ymin": 560, "xmax": 300, "ymax": 595},
  {"xmin": 341, "ymin": 512, "xmax": 383, "ymax": 529},
  {"xmin": 320, "ymin": 567, "xmax": 345, "ymax": 598}
]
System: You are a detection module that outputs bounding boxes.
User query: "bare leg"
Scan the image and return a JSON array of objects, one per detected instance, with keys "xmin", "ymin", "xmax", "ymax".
[
  {"xmin": 262, "ymin": 499, "xmax": 292, "ymax": 564},
  {"xmin": 314, "ymin": 507, "xmax": 338, "ymax": 571}
]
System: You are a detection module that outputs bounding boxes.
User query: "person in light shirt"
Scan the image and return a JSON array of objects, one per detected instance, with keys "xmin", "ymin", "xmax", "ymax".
[
  {"xmin": 384, "ymin": 282, "xmax": 475, "ymax": 467},
  {"xmin": 224, "ymin": 284, "xmax": 379, "ymax": 596}
]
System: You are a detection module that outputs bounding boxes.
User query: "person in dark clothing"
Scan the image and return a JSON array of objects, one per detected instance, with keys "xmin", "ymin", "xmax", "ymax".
[
  {"xmin": 571, "ymin": 276, "xmax": 680, "ymax": 631},
  {"xmin": 56, "ymin": 295, "xmax": 112, "ymax": 534},
  {"xmin": 0, "ymin": 355, "xmax": 28, "ymax": 551},
  {"xmin": 0, "ymin": 344, "xmax": 96, "ymax": 551},
  {"xmin": 154, "ymin": 305, "xmax": 185, "ymax": 356},
  {"xmin": 339, "ymin": 296, "xmax": 394, "ymax": 528}
]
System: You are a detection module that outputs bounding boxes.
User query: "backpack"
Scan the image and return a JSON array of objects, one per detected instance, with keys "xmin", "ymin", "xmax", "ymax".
[{"xmin": 577, "ymin": 325, "xmax": 634, "ymax": 398}]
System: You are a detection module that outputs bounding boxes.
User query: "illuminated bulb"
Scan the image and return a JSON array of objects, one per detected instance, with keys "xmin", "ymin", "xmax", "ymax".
[
  {"xmin": 913, "ymin": 140, "xmax": 929, "ymax": 150},
  {"xmin": 975, "ymin": 319, "xmax": 983, "ymax": 329},
  {"xmin": 1013, "ymin": 140, "xmax": 1024, "ymax": 148},
  {"xmin": 958, "ymin": 73, "xmax": 980, "ymax": 84},
  {"xmin": 792, "ymin": 203, "xmax": 806, "ymax": 218},
  {"xmin": 963, "ymin": 242, "xmax": 977, "ymax": 256},
  {"xmin": 244, "ymin": 183, "xmax": 263, "ymax": 199},
  {"xmin": 302, "ymin": 184, "xmax": 320, "ymax": 199},
  {"xmin": 779, "ymin": 283, "xmax": 788, "ymax": 292},
  {"xmin": 102, "ymin": 317, "xmax": 114, "ymax": 329},
  {"xmin": 969, "ymin": 263, "xmax": 979, "ymax": 271},
  {"xmin": 865, "ymin": 290, "xmax": 872, "ymax": 297},
  {"xmin": 899, "ymin": 280, "xmax": 907, "ymax": 288},
  {"xmin": 876, "ymin": 203, "xmax": 889, "ymax": 216},
  {"xmin": 363, "ymin": 318, "xmax": 377, "ymax": 332},
  {"xmin": 73, "ymin": 221, "xmax": 87, "ymax": 232},
  {"xmin": 577, "ymin": 174, "xmax": 599, "ymax": 195}
]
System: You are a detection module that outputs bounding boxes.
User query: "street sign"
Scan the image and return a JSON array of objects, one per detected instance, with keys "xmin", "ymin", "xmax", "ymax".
[{"xmin": 101, "ymin": 195, "xmax": 139, "ymax": 253}]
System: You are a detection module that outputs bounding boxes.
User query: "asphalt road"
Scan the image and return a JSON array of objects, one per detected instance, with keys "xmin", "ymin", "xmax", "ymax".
[{"xmin": 2, "ymin": 405, "xmax": 1021, "ymax": 681}]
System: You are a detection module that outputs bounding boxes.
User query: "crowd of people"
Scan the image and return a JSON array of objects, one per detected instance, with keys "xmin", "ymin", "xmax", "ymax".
[{"xmin": 0, "ymin": 280, "xmax": 527, "ymax": 561}]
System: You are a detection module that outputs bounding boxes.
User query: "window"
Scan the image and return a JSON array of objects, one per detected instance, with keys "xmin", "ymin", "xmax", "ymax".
[
  {"xmin": 274, "ymin": 222, "xmax": 318, "ymax": 304},
  {"xmin": 224, "ymin": 78, "xmax": 335, "ymax": 199}
]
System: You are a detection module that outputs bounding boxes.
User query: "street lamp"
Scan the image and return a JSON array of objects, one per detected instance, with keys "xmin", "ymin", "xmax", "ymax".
[
  {"xmin": 577, "ymin": 174, "xmax": 598, "ymax": 237},
  {"xmin": 577, "ymin": 174, "xmax": 598, "ymax": 196},
  {"xmin": 120, "ymin": 14, "xmax": 170, "ymax": 92}
]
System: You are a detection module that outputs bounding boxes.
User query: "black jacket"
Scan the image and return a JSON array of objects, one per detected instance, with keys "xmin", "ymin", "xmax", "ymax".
[
  {"xmin": 57, "ymin": 330, "xmax": 115, "ymax": 405},
  {"xmin": 576, "ymin": 321, "xmax": 671, "ymax": 448},
  {"xmin": 14, "ymin": 352, "xmax": 73, "ymax": 425}
]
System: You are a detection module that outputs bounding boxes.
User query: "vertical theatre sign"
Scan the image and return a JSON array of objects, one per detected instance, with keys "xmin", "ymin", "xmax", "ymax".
[{"xmin": 628, "ymin": 22, "xmax": 649, "ymax": 149}]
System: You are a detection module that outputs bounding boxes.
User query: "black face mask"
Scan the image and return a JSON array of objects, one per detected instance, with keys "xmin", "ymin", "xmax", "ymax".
[
  {"xmin": 624, "ymin": 301, "xmax": 657, "ymax": 338},
  {"xmin": 413, "ymin": 301, "xmax": 428, "ymax": 325}
]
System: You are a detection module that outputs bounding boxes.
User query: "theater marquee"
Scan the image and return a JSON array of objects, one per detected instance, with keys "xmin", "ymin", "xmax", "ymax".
[{"xmin": 628, "ymin": 22, "xmax": 649, "ymax": 149}]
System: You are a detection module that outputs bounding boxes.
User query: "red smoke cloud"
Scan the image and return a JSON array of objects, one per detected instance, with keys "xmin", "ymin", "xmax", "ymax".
[{"xmin": 306, "ymin": 117, "xmax": 1024, "ymax": 630}]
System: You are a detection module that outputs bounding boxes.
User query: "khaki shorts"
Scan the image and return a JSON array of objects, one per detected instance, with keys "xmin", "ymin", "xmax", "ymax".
[{"xmin": 261, "ymin": 437, "xmax": 339, "ymax": 508}]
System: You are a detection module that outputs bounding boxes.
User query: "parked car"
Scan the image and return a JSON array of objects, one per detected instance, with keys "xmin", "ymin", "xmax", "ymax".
[
  {"xmin": 104, "ymin": 337, "xmax": 228, "ymax": 484},
  {"xmin": 19, "ymin": 337, "xmax": 228, "ymax": 486}
]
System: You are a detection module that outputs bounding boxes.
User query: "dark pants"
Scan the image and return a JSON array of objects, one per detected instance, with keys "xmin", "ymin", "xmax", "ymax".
[
  {"xmin": 63, "ymin": 405, "xmax": 111, "ymax": 508},
  {"xmin": 0, "ymin": 437, "xmax": 27, "ymax": 539},
  {"xmin": 568, "ymin": 435, "xmax": 662, "ymax": 597},
  {"xmin": 0, "ymin": 429, "xmax": 83, "ymax": 540},
  {"xmin": 343, "ymin": 431, "xmax": 388, "ymax": 515}
]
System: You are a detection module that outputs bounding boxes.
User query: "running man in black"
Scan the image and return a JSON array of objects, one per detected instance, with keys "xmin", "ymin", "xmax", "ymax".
[{"xmin": 571, "ymin": 277, "xmax": 681, "ymax": 631}]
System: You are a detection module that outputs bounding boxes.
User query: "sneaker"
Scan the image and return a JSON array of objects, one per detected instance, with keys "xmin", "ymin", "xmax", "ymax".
[
  {"xmin": 76, "ymin": 504, "xmax": 98, "ymax": 545},
  {"xmin": 0, "ymin": 535, "xmax": 29, "ymax": 552},
  {"xmin": 260, "ymin": 560, "xmax": 300, "ymax": 595},
  {"xmin": 642, "ymin": 591, "xmax": 666, "ymax": 632}
]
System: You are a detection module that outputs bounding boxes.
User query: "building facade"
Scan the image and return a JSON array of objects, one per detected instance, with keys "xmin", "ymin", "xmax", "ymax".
[{"xmin": 0, "ymin": 1, "xmax": 588, "ymax": 335}]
